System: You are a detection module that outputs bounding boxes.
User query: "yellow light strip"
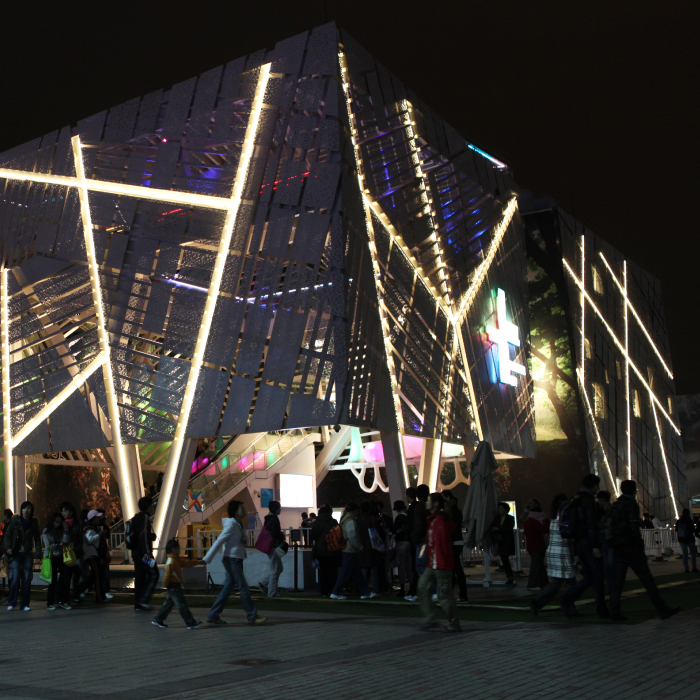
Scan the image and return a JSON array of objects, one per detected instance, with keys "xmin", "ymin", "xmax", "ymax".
[
  {"xmin": 72, "ymin": 136, "xmax": 137, "ymax": 519},
  {"xmin": 1, "ymin": 269, "xmax": 14, "ymax": 510},
  {"xmin": 152, "ymin": 63, "xmax": 271, "ymax": 545},
  {"xmin": 563, "ymin": 258, "xmax": 680, "ymax": 435},
  {"xmin": 624, "ymin": 261, "xmax": 632, "ymax": 480},
  {"xmin": 580, "ymin": 235, "xmax": 585, "ymax": 390},
  {"xmin": 598, "ymin": 252, "xmax": 673, "ymax": 380},
  {"xmin": 454, "ymin": 197, "xmax": 518, "ymax": 324},
  {"xmin": 577, "ymin": 368, "xmax": 619, "ymax": 496},
  {"xmin": 650, "ymin": 399, "xmax": 679, "ymax": 519},
  {"xmin": 10, "ymin": 352, "xmax": 107, "ymax": 448},
  {"xmin": 339, "ymin": 50, "xmax": 409, "ymax": 486}
]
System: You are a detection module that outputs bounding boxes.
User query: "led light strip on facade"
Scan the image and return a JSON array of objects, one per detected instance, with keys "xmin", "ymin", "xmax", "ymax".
[
  {"xmin": 153, "ymin": 62, "xmax": 271, "ymax": 545},
  {"xmin": 1, "ymin": 269, "xmax": 13, "ymax": 509},
  {"xmin": 650, "ymin": 400, "xmax": 680, "ymax": 519},
  {"xmin": 598, "ymin": 252, "xmax": 674, "ymax": 380},
  {"xmin": 624, "ymin": 261, "xmax": 632, "ymax": 480},
  {"xmin": 576, "ymin": 368, "xmax": 619, "ymax": 496},
  {"xmin": 339, "ymin": 49, "xmax": 409, "ymax": 485},
  {"xmin": 580, "ymin": 236, "xmax": 586, "ymax": 390},
  {"xmin": 563, "ymin": 259, "xmax": 680, "ymax": 435}
]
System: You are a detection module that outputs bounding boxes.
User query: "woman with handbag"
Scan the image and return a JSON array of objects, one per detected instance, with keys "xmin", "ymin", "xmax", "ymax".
[
  {"xmin": 257, "ymin": 501, "xmax": 285, "ymax": 598},
  {"xmin": 42, "ymin": 513, "xmax": 71, "ymax": 610}
]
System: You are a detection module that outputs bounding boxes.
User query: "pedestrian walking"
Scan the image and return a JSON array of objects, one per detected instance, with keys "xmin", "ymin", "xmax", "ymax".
[
  {"xmin": 559, "ymin": 474, "xmax": 609, "ymax": 618},
  {"xmin": 675, "ymin": 508, "xmax": 698, "ymax": 573},
  {"xmin": 203, "ymin": 500, "xmax": 266, "ymax": 625},
  {"xmin": 97, "ymin": 514, "xmax": 113, "ymax": 600},
  {"xmin": 42, "ymin": 513, "xmax": 71, "ymax": 610},
  {"xmin": 4, "ymin": 501, "xmax": 42, "ymax": 611},
  {"xmin": 152, "ymin": 539, "xmax": 203, "ymax": 629},
  {"xmin": 596, "ymin": 491, "xmax": 615, "ymax": 595},
  {"xmin": 330, "ymin": 503, "xmax": 371, "ymax": 600},
  {"xmin": 404, "ymin": 487, "xmax": 418, "ymax": 600},
  {"xmin": 524, "ymin": 498, "xmax": 549, "ymax": 591},
  {"xmin": 443, "ymin": 490, "xmax": 468, "ymax": 602},
  {"xmin": 0, "ymin": 509, "xmax": 12, "ymax": 600},
  {"xmin": 310, "ymin": 505, "xmax": 339, "ymax": 596},
  {"xmin": 257, "ymin": 500, "xmax": 285, "ymax": 598},
  {"xmin": 79, "ymin": 510, "xmax": 105, "ymax": 603},
  {"xmin": 130, "ymin": 496, "xmax": 159, "ymax": 611},
  {"xmin": 418, "ymin": 492, "xmax": 461, "ymax": 633},
  {"xmin": 358, "ymin": 501, "xmax": 384, "ymax": 596},
  {"xmin": 392, "ymin": 500, "xmax": 413, "ymax": 600},
  {"xmin": 488, "ymin": 502, "xmax": 516, "ymax": 585},
  {"xmin": 608, "ymin": 480, "xmax": 680, "ymax": 621},
  {"xmin": 530, "ymin": 494, "xmax": 578, "ymax": 616},
  {"xmin": 60, "ymin": 502, "xmax": 85, "ymax": 604},
  {"xmin": 412, "ymin": 484, "xmax": 430, "ymax": 585}
]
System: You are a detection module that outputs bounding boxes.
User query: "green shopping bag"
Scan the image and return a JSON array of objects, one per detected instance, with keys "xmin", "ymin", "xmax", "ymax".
[{"xmin": 40, "ymin": 556, "xmax": 53, "ymax": 584}]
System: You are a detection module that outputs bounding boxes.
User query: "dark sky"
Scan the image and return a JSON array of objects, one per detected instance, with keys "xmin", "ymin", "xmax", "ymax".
[{"xmin": 2, "ymin": 1, "xmax": 698, "ymax": 393}]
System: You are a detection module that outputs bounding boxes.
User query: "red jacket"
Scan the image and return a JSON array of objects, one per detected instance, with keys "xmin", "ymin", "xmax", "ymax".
[
  {"xmin": 523, "ymin": 514, "xmax": 550, "ymax": 553},
  {"xmin": 427, "ymin": 511, "xmax": 455, "ymax": 570}
]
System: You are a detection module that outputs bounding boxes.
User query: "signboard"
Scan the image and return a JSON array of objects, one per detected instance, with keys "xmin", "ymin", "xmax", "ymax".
[
  {"xmin": 260, "ymin": 488, "xmax": 274, "ymax": 508},
  {"xmin": 487, "ymin": 288, "xmax": 526, "ymax": 386}
]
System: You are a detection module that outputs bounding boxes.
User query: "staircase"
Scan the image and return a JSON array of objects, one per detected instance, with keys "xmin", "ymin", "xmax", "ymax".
[{"xmin": 181, "ymin": 429, "xmax": 320, "ymax": 525}]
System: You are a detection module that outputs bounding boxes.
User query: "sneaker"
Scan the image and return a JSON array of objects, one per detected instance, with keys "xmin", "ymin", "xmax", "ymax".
[
  {"xmin": 206, "ymin": 618, "xmax": 227, "ymax": 625},
  {"xmin": 6, "ymin": 606, "xmax": 14, "ymax": 611},
  {"xmin": 104, "ymin": 593, "xmax": 114, "ymax": 600},
  {"xmin": 506, "ymin": 580, "xmax": 517, "ymax": 586},
  {"xmin": 187, "ymin": 621, "xmax": 203, "ymax": 629},
  {"xmin": 441, "ymin": 626, "xmax": 461, "ymax": 633},
  {"xmin": 59, "ymin": 603, "xmax": 72, "ymax": 610},
  {"xmin": 23, "ymin": 606, "xmax": 31, "ymax": 612},
  {"xmin": 79, "ymin": 592, "xmax": 86, "ymax": 598},
  {"xmin": 47, "ymin": 604, "xmax": 56, "ymax": 611},
  {"xmin": 250, "ymin": 616, "xmax": 268, "ymax": 625},
  {"xmin": 330, "ymin": 594, "xmax": 346, "ymax": 600},
  {"xmin": 134, "ymin": 604, "xmax": 153, "ymax": 611},
  {"xmin": 431, "ymin": 594, "xmax": 438, "ymax": 602},
  {"xmin": 660, "ymin": 606, "xmax": 681, "ymax": 620},
  {"xmin": 152, "ymin": 619, "xmax": 168, "ymax": 629},
  {"xmin": 456, "ymin": 597, "xmax": 469, "ymax": 603},
  {"xmin": 404, "ymin": 595, "xmax": 413, "ymax": 602},
  {"xmin": 408, "ymin": 595, "xmax": 419, "ymax": 603}
]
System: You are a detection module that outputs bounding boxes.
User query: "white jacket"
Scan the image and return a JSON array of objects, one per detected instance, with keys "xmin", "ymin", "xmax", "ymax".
[{"xmin": 203, "ymin": 518, "xmax": 246, "ymax": 564}]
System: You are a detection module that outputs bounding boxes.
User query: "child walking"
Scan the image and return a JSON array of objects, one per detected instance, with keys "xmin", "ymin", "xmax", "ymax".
[{"xmin": 152, "ymin": 539, "xmax": 202, "ymax": 629}]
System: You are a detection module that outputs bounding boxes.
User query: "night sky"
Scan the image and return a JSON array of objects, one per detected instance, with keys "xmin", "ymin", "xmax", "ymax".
[{"xmin": 1, "ymin": 1, "xmax": 697, "ymax": 393}]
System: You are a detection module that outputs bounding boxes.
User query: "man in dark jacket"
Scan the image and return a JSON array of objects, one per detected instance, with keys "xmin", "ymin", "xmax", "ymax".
[
  {"xmin": 405, "ymin": 487, "xmax": 418, "ymax": 598},
  {"xmin": 4, "ymin": 501, "xmax": 42, "ymax": 610},
  {"xmin": 310, "ymin": 506, "xmax": 339, "ymax": 596},
  {"xmin": 608, "ymin": 480, "xmax": 679, "ymax": 620},
  {"xmin": 0, "ymin": 509, "xmax": 12, "ymax": 599},
  {"xmin": 258, "ymin": 501, "xmax": 284, "ymax": 598},
  {"xmin": 61, "ymin": 502, "xmax": 85, "ymax": 603},
  {"xmin": 393, "ymin": 500, "xmax": 413, "ymax": 599},
  {"xmin": 131, "ymin": 496, "xmax": 158, "ymax": 611},
  {"xmin": 412, "ymin": 484, "xmax": 430, "ymax": 583},
  {"xmin": 560, "ymin": 474, "xmax": 609, "ymax": 618},
  {"xmin": 444, "ymin": 490, "xmax": 468, "ymax": 602},
  {"xmin": 489, "ymin": 502, "xmax": 516, "ymax": 585}
]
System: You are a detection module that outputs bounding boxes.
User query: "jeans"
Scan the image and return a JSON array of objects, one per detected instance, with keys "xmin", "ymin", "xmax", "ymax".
[
  {"xmin": 498, "ymin": 550, "xmax": 514, "ymax": 581},
  {"xmin": 452, "ymin": 544, "xmax": 468, "ymax": 599},
  {"xmin": 67, "ymin": 562, "xmax": 83, "ymax": 601},
  {"xmin": 680, "ymin": 542, "xmax": 698, "ymax": 571},
  {"xmin": 317, "ymin": 556, "xmax": 338, "ymax": 596},
  {"xmin": 261, "ymin": 551, "xmax": 284, "ymax": 597},
  {"xmin": 601, "ymin": 542, "xmax": 616, "ymax": 593},
  {"xmin": 609, "ymin": 546, "xmax": 668, "ymax": 616},
  {"xmin": 363, "ymin": 566, "xmax": 380, "ymax": 594},
  {"xmin": 527, "ymin": 551, "xmax": 548, "ymax": 589},
  {"xmin": 532, "ymin": 576, "xmax": 577, "ymax": 609},
  {"xmin": 155, "ymin": 585, "xmax": 196, "ymax": 626},
  {"xmin": 396, "ymin": 541, "xmax": 413, "ymax": 587},
  {"xmin": 418, "ymin": 568, "xmax": 460, "ymax": 630},
  {"xmin": 560, "ymin": 539, "xmax": 607, "ymax": 616},
  {"xmin": 79, "ymin": 557, "xmax": 104, "ymax": 602},
  {"xmin": 100, "ymin": 564, "xmax": 111, "ymax": 595},
  {"xmin": 8, "ymin": 553, "xmax": 34, "ymax": 608},
  {"xmin": 208, "ymin": 557, "xmax": 258, "ymax": 623},
  {"xmin": 332, "ymin": 552, "xmax": 370, "ymax": 597},
  {"xmin": 133, "ymin": 557, "xmax": 159, "ymax": 606},
  {"xmin": 46, "ymin": 556, "xmax": 70, "ymax": 606}
]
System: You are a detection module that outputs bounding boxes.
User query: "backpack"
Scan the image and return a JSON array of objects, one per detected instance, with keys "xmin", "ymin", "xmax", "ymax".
[
  {"xmin": 558, "ymin": 497, "xmax": 581, "ymax": 541},
  {"xmin": 326, "ymin": 524, "xmax": 347, "ymax": 553},
  {"xmin": 124, "ymin": 515, "xmax": 143, "ymax": 551}
]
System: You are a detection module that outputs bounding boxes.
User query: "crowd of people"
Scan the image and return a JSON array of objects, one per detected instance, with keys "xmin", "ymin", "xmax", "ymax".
[{"xmin": 0, "ymin": 474, "xmax": 695, "ymax": 631}]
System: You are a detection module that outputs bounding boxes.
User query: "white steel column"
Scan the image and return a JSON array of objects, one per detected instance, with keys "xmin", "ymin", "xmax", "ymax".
[
  {"xmin": 624, "ymin": 261, "xmax": 632, "ymax": 479},
  {"xmin": 1, "ymin": 268, "xmax": 13, "ymax": 510},
  {"xmin": 418, "ymin": 438, "xmax": 442, "ymax": 492},
  {"xmin": 380, "ymin": 431, "xmax": 410, "ymax": 505},
  {"xmin": 153, "ymin": 63, "xmax": 271, "ymax": 546}
]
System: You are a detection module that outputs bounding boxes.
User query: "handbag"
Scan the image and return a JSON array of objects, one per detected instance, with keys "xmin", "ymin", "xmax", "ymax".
[
  {"xmin": 0, "ymin": 554, "xmax": 8, "ymax": 579},
  {"xmin": 40, "ymin": 556, "xmax": 53, "ymax": 584},
  {"xmin": 62, "ymin": 545, "xmax": 78, "ymax": 567},
  {"xmin": 254, "ymin": 526, "xmax": 275, "ymax": 554},
  {"xmin": 275, "ymin": 541, "xmax": 289, "ymax": 558},
  {"xmin": 368, "ymin": 527, "xmax": 386, "ymax": 552}
]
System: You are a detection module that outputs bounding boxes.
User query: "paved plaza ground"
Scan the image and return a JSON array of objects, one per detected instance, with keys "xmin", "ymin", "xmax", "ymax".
[{"xmin": 2, "ymin": 559, "xmax": 699, "ymax": 699}]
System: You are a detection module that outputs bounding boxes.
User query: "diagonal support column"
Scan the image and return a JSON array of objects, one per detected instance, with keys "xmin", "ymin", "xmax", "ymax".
[
  {"xmin": 72, "ymin": 136, "xmax": 139, "ymax": 520},
  {"xmin": 153, "ymin": 63, "xmax": 272, "ymax": 547},
  {"xmin": 1, "ymin": 268, "xmax": 14, "ymax": 510}
]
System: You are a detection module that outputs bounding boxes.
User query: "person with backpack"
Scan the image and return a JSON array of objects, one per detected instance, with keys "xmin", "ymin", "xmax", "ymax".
[
  {"xmin": 418, "ymin": 492, "xmax": 461, "ymax": 633},
  {"xmin": 488, "ymin": 502, "xmax": 516, "ymax": 585},
  {"xmin": 60, "ymin": 502, "xmax": 85, "ymax": 604},
  {"xmin": 42, "ymin": 513, "xmax": 71, "ymax": 610},
  {"xmin": 559, "ymin": 473, "xmax": 609, "ymax": 618},
  {"xmin": 78, "ymin": 510, "xmax": 106, "ymax": 603},
  {"xmin": 523, "ymin": 498, "xmax": 549, "ymax": 591},
  {"xmin": 4, "ymin": 501, "xmax": 42, "ymax": 611},
  {"xmin": 675, "ymin": 508, "xmax": 698, "ymax": 573},
  {"xmin": 310, "ymin": 505, "xmax": 339, "ymax": 596},
  {"xmin": 257, "ymin": 501, "xmax": 285, "ymax": 598},
  {"xmin": 530, "ymin": 494, "xmax": 578, "ymax": 615},
  {"xmin": 392, "ymin": 500, "xmax": 413, "ymax": 600},
  {"xmin": 129, "ymin": 496, "xmax": 159, "ymax": 611},
  {"xmin": 330, "ymin": 502, "xmax": 371, "ymax": 600},
  {"xmin": 203, "ymin": 500, "xmax": 266, "ymax": 626},
  {"xmin": 608, "ymin": 480, "xmax": 680, "ymax": 621}
]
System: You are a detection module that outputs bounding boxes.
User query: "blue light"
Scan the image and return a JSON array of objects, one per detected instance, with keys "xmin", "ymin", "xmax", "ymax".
[{"xmin": 467, "ymin": 143, "xmax": 507, "ymax": 169}]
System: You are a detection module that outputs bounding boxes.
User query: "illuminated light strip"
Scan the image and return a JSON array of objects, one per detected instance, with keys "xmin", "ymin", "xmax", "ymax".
[
  {"xmin": 650, "ymin": 400, "xmax": 680, "ymax": 519},
  {"xmin": 339, "ymin": 50, "xmax": 409, "ymax": 486},
  {"xmin": 580, "ymin": 235, "xmax": 585, "ymax": 390},
  {"xmin": 563, "ymin": 259, "xmax": 681, "ymax": 435},
  {"xmin": 576, "ymin": 368, "xmax": 619, "ymax": 496},
  {"xmin": 624, "ymin": 261, "xmax": 632, "ymax": 480},
  {"xmin": 71, "ymin": 136, "xmax": 137, "ymax": 519},
  {"xmin": 467, "ymin": 143, "xmax": 507, "ymax": 170},
  {"xmin": 454, "ymin": 197, "xmax": 518, "ymax": 324},
  {"xmin": 1, "ymin": 269, "xmax": 14, "ymax": 509},
  {"xmin": 153, "ymin": 62, "xmax": 271, "ymax": 545},
  {"xmin": 10, "ymin": 352, "xmax": 107, "ymax": 448},
  {"xmin": 598, "ymin": 252, "xmax": 673, "ymax": 380}
]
